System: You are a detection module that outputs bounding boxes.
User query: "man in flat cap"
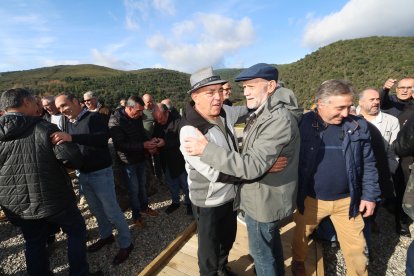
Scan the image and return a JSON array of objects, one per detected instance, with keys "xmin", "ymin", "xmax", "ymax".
[
  {"xmin": 179, "ymin": 66, "xmax": 248, "ymax": 276},
  {"xmin": 184, "ymin": 63, "xmax": 301, "ymax": 276}
]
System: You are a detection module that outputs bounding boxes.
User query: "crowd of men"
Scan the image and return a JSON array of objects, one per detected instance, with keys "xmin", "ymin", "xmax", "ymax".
[{"xmin": 0, "ymin": 66, "xmax": 413, "ymax": 276}]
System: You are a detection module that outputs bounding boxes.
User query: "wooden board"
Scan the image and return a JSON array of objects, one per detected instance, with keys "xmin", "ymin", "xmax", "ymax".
[{"xmin": 149, "ymin": 218, "xmax": 324, "ymax": 276}]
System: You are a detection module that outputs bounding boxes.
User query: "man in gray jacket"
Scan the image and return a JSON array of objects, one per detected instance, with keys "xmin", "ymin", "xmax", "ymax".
[
  {"xmin": 179, "ymin": 66, "xmax": 248, "ymax": 276},
  {"xmin": 184, "ymin": 63, "xmax": 300, "ymax": 276}
]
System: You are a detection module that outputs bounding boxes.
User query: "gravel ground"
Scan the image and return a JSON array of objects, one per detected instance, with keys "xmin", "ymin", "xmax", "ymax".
[
  {"xmin": 322, "ymin": 205, "xmax": 413, "ymax": 276},
  {"xmin": 1, "ymin": 186, "xmax": 413, "ymax": 276},
  {"xmin": 0, "ymin": 184, "xmax": 194, "ymax": 275}
]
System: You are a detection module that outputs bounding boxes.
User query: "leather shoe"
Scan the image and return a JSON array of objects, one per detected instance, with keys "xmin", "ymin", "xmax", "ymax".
[
  {"xmin": 87, "ymin": 234, "xmax": 115, "ymax": 252},
  {"xmin": 186, "ymin": 204, "xmax": 193, "ymax": 216},
  {"xmin": 133, "ymin": 218, "xmax": 145, "ymax": 228},
  {"xmin": 218, "ymin": 265, "xmax": 236, "ymax": 276},
  {"xmin": 291, "ymin": 260, "xmax": 306, "ymax": 276},
  {"xmin": 88, "ymin": 270, "xmax": 103, "ymax": 276},
  {"xmin": 397, "ymin": 224, "xmax": 411, "ymax": 237},
  {"xmin": 165, "ymin": 203, "xmax": 180, "ymax": 214},
  {"xmin": 113, "ymin": 243, "xmax": 134, "ymax": 265}
]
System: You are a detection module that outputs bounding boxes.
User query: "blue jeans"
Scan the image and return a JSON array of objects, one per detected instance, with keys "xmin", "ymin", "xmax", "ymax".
[
  {"xmin": 79, "ymin": 166, "xmax": 132, "ymax": 248},
  {"xmin": 121, "ymin": 162, "xmax": 148, "ymax": 220},
  {"xmin": 165, "ymin": 168, "xmax": 190, "ymax": 205},
  {"xmin": 14, "ymin": 205, "xmax": 89, "ymax": 276},
  {"xmin": 408, "ymin": 240, "xmax": 414, "ymax": 276},
  {"xmin": 245, "ymin": 214, "xmax": 284, "ymax": 276}
]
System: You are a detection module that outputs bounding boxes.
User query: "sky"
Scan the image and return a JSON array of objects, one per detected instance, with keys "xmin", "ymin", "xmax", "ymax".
[{"xmin": 1, "ymin": 0, "xmax": 413, "ymax": 73}]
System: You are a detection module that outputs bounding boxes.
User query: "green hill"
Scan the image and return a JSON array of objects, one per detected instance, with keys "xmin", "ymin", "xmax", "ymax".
[{"xmin": 1, "ymin": 36, "xmax": 413, "ymax": 110}]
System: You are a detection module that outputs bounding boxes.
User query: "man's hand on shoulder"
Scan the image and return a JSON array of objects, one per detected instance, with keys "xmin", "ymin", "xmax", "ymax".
[
  {"xmin": 184, "ymin": 128, "xmax": 208, "ymax": 156},
  {"xmin": 359, "ymin": 200, "xmax": 376, "ymax": 217},
  {"xmin": 268, "ymin": 156, "xmax": 288, "ymax": 173},
  {"xmin": 50, "ymin": 131, "xmax": 72, "ymax": 145}
]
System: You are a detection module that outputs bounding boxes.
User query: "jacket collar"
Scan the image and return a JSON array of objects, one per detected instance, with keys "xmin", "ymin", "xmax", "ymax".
[
  {"xmin": 311, "ymin": 111, "xmax": 360, "ymax": 135},
  {"xmin": 183, "ymin": 102, "xmax": 227, "ymax": 134}
]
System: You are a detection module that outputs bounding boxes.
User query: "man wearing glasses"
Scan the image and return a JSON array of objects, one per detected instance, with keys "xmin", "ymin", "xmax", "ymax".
[
  {"xmin": 222, "ymin": 82, "xmax": 233, "ymax": 106},
  {"xmin": 83, "ymin": 91, "xmax": 112, "ymax": 124},
  {"xmin": 380, "ymin": 77, "xmax": 414, "ymax": 118},
  {"xmin": 179, "ymin": 66, "xmax": 248, "ymax": 276},
  {"xmin": 380, "ymin": 77, "xmax": 414, "ymax": 237}
]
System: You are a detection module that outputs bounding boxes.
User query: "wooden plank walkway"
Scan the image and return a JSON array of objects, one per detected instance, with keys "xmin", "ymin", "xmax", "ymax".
[{"xmin": 140, "ymin": 215, "xmax": 324, "ymax": 276}]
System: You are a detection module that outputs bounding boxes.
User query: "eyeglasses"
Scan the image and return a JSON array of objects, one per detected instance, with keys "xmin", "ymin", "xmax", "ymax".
[
  {"xmin": 397, "ymin": 86, "xmax": 413, "ymax": 90},
  {"xmin": 84, "ymin": 99, "xmax": 92, "ymax": 102}
]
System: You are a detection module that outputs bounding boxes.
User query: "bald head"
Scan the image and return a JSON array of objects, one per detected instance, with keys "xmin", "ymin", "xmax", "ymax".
[
  {"xmin": 153, "ymin": 103, "xmax": 169, "ymax": 125},
  {"xmin": 161, "ymin": 98, "xmax": 172, "ymax": 110},
  {"xmin": 142, "ymin": 93, "xmax": 154, "ymax": 110},
  {"xmin": 358, "ymin": 88, "xmax": 380, "ymax": 117}
]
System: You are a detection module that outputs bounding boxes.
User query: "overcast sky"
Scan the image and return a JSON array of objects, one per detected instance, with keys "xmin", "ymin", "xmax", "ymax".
[{"xmin": 1, "ymin": 0, "xmax": 413, "ymax": 73}]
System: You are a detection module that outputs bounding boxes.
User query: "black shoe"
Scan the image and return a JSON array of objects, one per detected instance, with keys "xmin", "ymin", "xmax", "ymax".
[
  {"xmin": 88, "ymin": 270, "xmax": 103, "ymax": 276},
  {"xmin": 399, "ymin": 227, "xmax": 411, "ymax": 237},
  {"xmin": 218, "ymin": 265, "xmax": 237, "ymax": 276},
  {"xmin": 87, "ymin": 234, "xmax": 115, "ymax": 252},
  {"xmin": 396, "ymin": 223, "xmax": 411, "ymax": 237},
  {"xmin": 186, "ymin": 204, "xmax": 193, "ymax": 216},
  {"xmin": 47, "ymin": 234, "xmax": 56, "ymax": 246},
  {"xmin": 112, "ymin": 243, "xmax": 134, "ymax": 265},
  {"xmin": 165, "ymin": 203, "xmax": 180, "ymax": 214}
]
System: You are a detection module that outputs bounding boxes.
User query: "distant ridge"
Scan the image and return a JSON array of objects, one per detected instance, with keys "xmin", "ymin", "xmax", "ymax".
[{"xmin": 1, "ymin": 36, "xmax": 413, "ymax": 109}]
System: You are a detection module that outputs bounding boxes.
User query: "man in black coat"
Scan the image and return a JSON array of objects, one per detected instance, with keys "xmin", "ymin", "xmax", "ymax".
[
  {"xmin": 392, "ymin": 111, "xmax": 414, "ymax": 275},
  {"xmin": 153, "ymin": 103, "xmax": 192, "ymax": 215},
  {"xmin": 380, "ymin": 77, "xmax": 414, "ymax": 236},
  {"xmin": 108, "ymin": 95, "xmax": 159, "ymax": 228},
  {"xmin": 380, "ymin": 77, "xmax": 414, "ymax": 118},
  {"xmin": 0, "ymin": 88, "xmax": 99, "ymax": 276}
]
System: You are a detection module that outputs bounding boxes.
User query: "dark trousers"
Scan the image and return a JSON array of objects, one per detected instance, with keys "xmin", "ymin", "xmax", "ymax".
[
  {"xmin": 393, "ymin": 163, "xmax": 412, "ymax": 226},
  {"xmin": 9, "ymin": 205, "xmax": 89, "ymax": 276},
  {"xmin": 192, "ymin": 201, "xmax": 237, "ymax": 276}
]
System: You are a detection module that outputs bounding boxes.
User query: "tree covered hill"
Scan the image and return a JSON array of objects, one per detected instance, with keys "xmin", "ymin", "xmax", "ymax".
[{"xmin": 0, "ymin": 36, "xmax": 413, "ymax": 110}]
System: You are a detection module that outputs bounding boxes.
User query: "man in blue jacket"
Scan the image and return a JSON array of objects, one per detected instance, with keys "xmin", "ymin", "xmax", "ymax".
[{"xmin": 291, "ymin": 80, "xmax": 380, "ymax": 276}]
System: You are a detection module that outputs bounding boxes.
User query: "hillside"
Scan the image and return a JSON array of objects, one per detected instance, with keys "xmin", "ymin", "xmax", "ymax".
[
  {"xmin": 0, "ymin": 66, "xmax": 190, "ymax": 109},
  {"xmin": 1, "ymin": 36, "xmax": 413, "ymax": 110},
  {"xmin": 278, "ymin": 36, "xmax": 414, "ymax": 108}
]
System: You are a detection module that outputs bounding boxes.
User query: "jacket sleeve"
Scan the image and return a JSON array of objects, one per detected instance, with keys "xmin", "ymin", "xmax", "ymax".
[
  {"xmin": 47, "ymin": 124, "xmax": 84, "ymax": 169},
  {"xmin": 360, "ymin": 124, "xmax": 381, "ymax": 202},
  {"xmin": 222, "ymin": 105, "xmax": 249, "ymax": 125},
  {"xmin": 379, "ymin": 88, "xmax": 391, "ymax": 109},
  {"xmin": 201, "ymin": 109, "xmax": 294, "ymax": 180},
  {"xmin": 153, "ymin": 120, "xmax": 180, "ymax": 150},
  {"xmin": 393, "ymin": 116, "xmax": 414, "ymax": 157},
  {"xmin": 108, "ymin": 114, "xmax": 145, "ymax": 153},
  {"xmin": 386, "ymin": 118, "xmax": 400, "ymax": 173},
  {"xmin": 71, "ymin": 113, "xmax": 109, "ymax": 147},
  {"xmin": 180, "ymin": 125, "xmax": 220, "ymax": 182}
]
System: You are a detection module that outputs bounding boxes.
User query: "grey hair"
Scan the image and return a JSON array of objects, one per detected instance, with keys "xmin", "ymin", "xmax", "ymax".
[
  {"xmin": 358, "ymin": 87, "xmax": 379, "ymax": 101},
  {"xmin": 1, "ymin": 88, "xmax": 35, "ymax": 111},
  {"xmin": 316, "ymin": 79, "xmax": 355, "ymax": 104},
  {"xmin": 83, "ymin": 90, "xmax": 96, "ymax": 99},
  {"xmin": 41, "ymin": 95, "xmax": 55, "ymax": 103},
  {"xmin": 126, "ymin": 95, "xmax": 144, "ymax": 107}
]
